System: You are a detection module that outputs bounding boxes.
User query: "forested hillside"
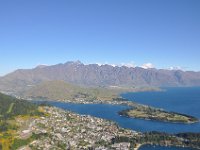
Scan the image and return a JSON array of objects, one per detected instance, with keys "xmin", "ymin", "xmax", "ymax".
[{"xmin": 0, "ymin": 93, "xmax": 40, "ymax": 120}]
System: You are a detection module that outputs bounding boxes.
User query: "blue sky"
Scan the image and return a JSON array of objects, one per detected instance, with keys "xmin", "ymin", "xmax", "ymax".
[{"xmin": 0, "ymin": 0, "xmax": 200, "ymax": 75}]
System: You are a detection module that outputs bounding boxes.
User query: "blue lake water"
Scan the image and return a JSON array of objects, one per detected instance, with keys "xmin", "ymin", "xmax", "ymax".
[
  {"xmin": 42, "ymin": 87, "xmax": 200, "ymax": 150},
  {"xmin": 121, "ymin": 87, "xmax": 200, "ymax": 118},
  {"xmin": 46, "ymin": 87, "xmax": 200, "ymax": 133},
  {"xmin": 121, "ymin": 87, "xmax": 200, "ymax": 133},
  {"xmin": 139, "ymin": 145, "xmax": 195, "ymax": 150}
]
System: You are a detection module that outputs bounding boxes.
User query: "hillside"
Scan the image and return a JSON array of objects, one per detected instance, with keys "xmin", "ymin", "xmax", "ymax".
[
  {"xmin": 0, "ymin": 92, "xmax": 41, "ymax": 136},
  {"xmin": 0, "ymin": 93, "xmax": 43, "ymax": 149},
  {"xmin": 21, "ymin": 80, "xmax": 121, "ymax": 101},
  {"xmin": 0, "ymin": 61, "xmax": 200, "ymax": 95},
  {"xmin": 0, "ymin": 93, "xmax": 40, "ymax": 120}
]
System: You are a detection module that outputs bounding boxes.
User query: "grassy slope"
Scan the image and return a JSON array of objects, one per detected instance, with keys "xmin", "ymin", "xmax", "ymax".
[
  {"xmin": 6, "ymin": 103, "xmax": 14, "ymax": 114},
  {"xmin": 22, "ymin": 80, "xmax": 122, "ymax": 101},
  {"xmin": 121, "ymin": 107, "xmax": 198, "ymax": 123}
]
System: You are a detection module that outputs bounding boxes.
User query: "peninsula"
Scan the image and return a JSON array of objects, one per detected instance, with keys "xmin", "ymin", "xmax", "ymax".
[
  {"xmin": 4, "ymin": 80, "xmax": 195, "ymax": 124},
  {"xmin": 118, "ymin": 105, "xmax": 198, "ymax": 124},
  {"xmin": 1, "ymin": 93, "xmax": 200, "ymax": 150}
]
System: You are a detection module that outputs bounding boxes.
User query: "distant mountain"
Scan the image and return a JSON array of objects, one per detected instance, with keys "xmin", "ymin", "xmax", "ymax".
[{"xmin": 0, "ymin": 61, "xmax": 200, "ymax": 94}]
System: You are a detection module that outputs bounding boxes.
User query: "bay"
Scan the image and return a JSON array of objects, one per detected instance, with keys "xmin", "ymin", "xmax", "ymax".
[
  {"xmin": 121, "ymin": 87, "xmax": 200, "ymax": 133},
  {"xmin": 41, "ymin": 87, "xmax": 200, "ymax": 150},
  {"xmin": 45, "ymin": 87, "xmax": 200, "ymax": 134}
]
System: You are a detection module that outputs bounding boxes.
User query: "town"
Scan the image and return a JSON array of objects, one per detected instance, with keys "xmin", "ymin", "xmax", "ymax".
[{"xmin": 16, "ymin": 106, "xmax": 140, "ymax": 150}]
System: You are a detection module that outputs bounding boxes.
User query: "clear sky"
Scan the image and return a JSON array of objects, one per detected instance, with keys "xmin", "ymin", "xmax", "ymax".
[{"xmin": 0, "ymin": 0, "xmax": 200, "ymax": 75}]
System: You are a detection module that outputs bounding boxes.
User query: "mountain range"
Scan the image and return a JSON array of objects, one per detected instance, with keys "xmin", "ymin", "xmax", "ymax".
[{"xmin": 0, "ymin": 61, "xmax": 200, "ymax": 96}]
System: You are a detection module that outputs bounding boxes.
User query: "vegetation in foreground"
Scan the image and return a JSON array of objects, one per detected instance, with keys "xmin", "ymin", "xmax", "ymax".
[
  {"xmin": 0, "ymin": 93, "xmax": 41, "ymax": 120},
  {"xmin": 0, "ymin": 93, "xmax": 42, "ymax": 149}
]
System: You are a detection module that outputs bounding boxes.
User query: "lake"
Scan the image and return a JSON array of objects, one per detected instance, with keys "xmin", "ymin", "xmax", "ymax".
[
  {"xmin": 43, "ymin": 87, "xmax": 200, "ymax": 150},
  {"xmin": 139, "ymin": 145, "xmax": 195, "ymax": 150},
  {"xmin": 121, "ymin": 87, "xmax": 200, "ymax": 133}
]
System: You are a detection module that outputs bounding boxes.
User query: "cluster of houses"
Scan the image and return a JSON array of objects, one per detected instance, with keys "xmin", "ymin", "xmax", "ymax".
[{"xmin": 17, "ymin": 106, "xmax": 140, "ymax": 149}]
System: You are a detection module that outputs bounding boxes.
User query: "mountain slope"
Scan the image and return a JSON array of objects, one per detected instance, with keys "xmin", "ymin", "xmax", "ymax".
[
  {"xmin": 22, "ymin": 80, "xmax": 120, "ymax": 101},
  {"xmin": 0, "ymin": 61, "xmax": 200, "ymax": 94}
]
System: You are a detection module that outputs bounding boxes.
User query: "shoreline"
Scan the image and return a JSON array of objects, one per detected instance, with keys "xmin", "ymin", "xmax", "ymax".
[
  {"xmin": 33, "ymin": 98, "xmax": 199, "ymax": 124},
  {"xmin": 118, "ymin": 108, "xmax": 199, "ymax": 124},
  {"xmin": 134, "ymin": 143, "xmax": 143, "ymax": 150}
]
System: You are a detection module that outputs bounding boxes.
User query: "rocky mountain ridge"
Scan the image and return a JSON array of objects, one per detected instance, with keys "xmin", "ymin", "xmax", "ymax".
[{"xmin": 0, "ymin": 61, "xmax": 200, "ymax": 94}]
